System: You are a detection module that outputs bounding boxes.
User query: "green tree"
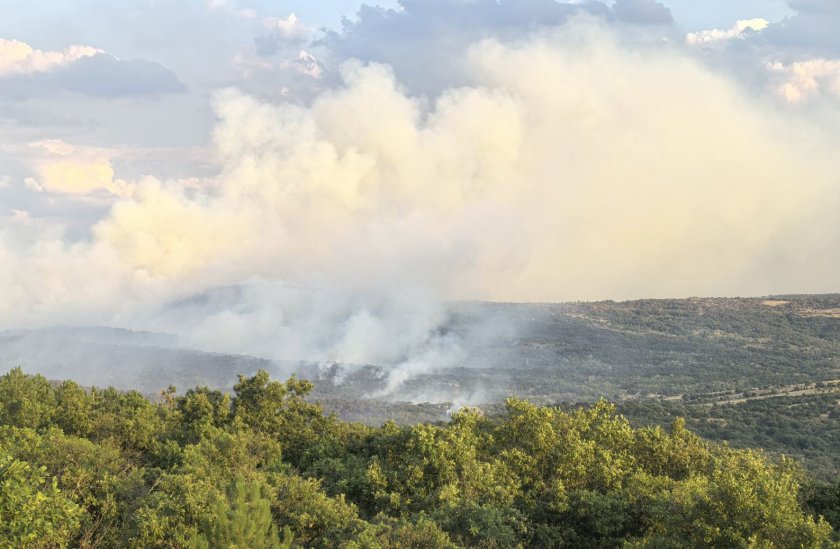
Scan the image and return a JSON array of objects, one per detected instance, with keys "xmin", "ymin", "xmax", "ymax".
[
  {"xmin": 364, "ymin": 409, "xmax": 518, "ymax": 517},
  {"xmin": 373, "ymin": 515, "xmax": 459, "ymax": 548},
  {"xmin": 805, "ymin": 479, "xmax": 840, "ymax": 539},
  {"xmin": 0, "ymin": 367, "xmax": 56, "ymax": 430},
  {"xmin": 634, "ymin": 452, "xmax": 833, "ymax": 547},
  {"xmin": 0, "ymin": 454, "xmax": 81, "ymax": 548},
  {"xmin": 0, "ymin": 367, "xmax": 836, "ymax": 548},
  {"xmin": 132, "ymin": 426, "xmax": 284, "ymax": 548},
  {"xmin": 232, "ymin": 371, "xmax": 328, "ymax": 465},
  {"xmin": 177, "ymin": 387, "xmax": 231, "ymax": 443},
  {"xmin": 54, "ymin": 380, "xmax": 94, "ymax": 437},
  {"xmin": 89, "ymin": 387, "xmax": 164, "ymax": 455},
  {"xmin": 190, "ymin": 479, "xmax": 292, "ymax": 549},
  {"xmin": 0, "ymin": 425, "xmax": 144, "ymax": 548},
  {"xmin": 271, "ymin": 472, "xmax": 378, "ymax": 548}
]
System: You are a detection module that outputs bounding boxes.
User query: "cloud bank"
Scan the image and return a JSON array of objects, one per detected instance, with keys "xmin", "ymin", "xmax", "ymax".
[
  {"xmin": 0, "ymin": 37, "xmax": 185, "ymax": 99},
  {"xmin": 0, "ymin": 38, "xmax": 101, "ymax": 75}
]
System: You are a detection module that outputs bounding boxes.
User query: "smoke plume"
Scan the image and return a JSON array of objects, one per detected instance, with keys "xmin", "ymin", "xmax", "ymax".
[{"xmin": 2, "ymin": 19, "xmax": 839, "ymax": 395}]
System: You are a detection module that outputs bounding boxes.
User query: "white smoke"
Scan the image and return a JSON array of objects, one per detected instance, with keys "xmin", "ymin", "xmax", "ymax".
[{"xmin": 2, "ymin": 19, "xmax": 840, "ymax": 396}]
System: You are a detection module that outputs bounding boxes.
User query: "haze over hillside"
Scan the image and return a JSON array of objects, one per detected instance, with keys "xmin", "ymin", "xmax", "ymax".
[{"xmin": 6, "ymin": 294, "xmax": 838, "ymax": 404}]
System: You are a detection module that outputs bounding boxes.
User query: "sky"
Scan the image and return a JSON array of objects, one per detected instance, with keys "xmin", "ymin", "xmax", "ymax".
[{"xmin": 2, "ymin": 0, "xmax": 840, "ymax": 377}]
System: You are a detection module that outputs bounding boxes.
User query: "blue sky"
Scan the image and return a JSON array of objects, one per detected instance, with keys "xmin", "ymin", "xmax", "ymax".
[{"xmin": 0, "ymin": 0, "xmax": 799, "ymax": 55}]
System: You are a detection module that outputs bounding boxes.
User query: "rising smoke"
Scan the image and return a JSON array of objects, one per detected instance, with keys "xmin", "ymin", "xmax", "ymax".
[{"xmin": 2, "ymin": 19, "xmax": 839, "ymax": 396}]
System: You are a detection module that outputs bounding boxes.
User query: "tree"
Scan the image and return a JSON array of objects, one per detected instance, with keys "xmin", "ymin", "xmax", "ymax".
[
  {"xmin": 804, "ymin": 479, "xmax": 840, "ymax": 540},
  {"xmin": 190, "ymin": 479, "xmax": 292, "ymax": 549},
  {"xmin": 633, "ymin": 452, "xmax": 833, "ymax": 547},
  {"xmin": 0, "ymin": 368, "xmax": 55, "ymax": 430},
  {"xmin": 0, "ymin": 455, "xmax": 81, "ymax": 548},
  {"xmin": 0, "ymin": 367, "xmax": 836, "ymax": 547},
  {"xmin": 271, "ymin": 471, "xmax": 379, "ymax": 548},
  {"xmin": 177, "ymin": 387, "xmax": 231, "ymax": 443},
  {"xmin": 232, "ymin": 371, "xmax": 327, "ymax": 465},
  {"xmin": 54, "ymin": 380, "xmax": 94, "ymax": 437}
]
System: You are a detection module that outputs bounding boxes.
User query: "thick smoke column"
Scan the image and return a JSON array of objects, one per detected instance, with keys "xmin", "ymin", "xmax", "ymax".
[{"xmin": 1, "ymin": 20, "xmax": 839, "ymax": 393}]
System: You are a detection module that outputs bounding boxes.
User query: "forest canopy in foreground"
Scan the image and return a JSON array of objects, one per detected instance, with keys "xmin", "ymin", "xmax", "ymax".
[{"xmin": 1, "ymin": 367, "xmax": 839, "ymax": 548}]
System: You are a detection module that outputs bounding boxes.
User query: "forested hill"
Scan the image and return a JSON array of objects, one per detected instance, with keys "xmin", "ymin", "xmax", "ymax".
[
  {"xmin": 316, "ymin": 294, "xmax": 840, "ymax": 404},
  {"xmin": 1, "ymin": 368, "xmax": 839, "ymax": 548},
  {"xmin": 4, "ymin": 294, "xmax": 840, "ymax": 403}
]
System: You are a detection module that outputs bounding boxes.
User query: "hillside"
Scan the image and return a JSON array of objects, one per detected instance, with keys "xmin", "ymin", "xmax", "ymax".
[
  {"xmin": 6, "ymin": 295, "xmax": 839, "ymax": 403},
  {"xmin": 5, "ymin": 295, "xmax": 839, "ymax": 480},
  {"xmin": 0, "ymin": 326, "xmax": 275, "ymax": 392},
  {"xmin": 311, "ymin": 294, "xmax": 840, "ymax": 404}
]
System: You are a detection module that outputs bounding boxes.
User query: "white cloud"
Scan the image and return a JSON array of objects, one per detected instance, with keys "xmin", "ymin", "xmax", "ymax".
[
  {"xmin": 24, "ymin": 140, "xmax": 133, "ymax": 196},
  {"xmin": 0, "ymin": 38, "xmax": 185, "ymax": 100},
  {"xmin": 207, "ymin": 0, "xmax": 257, "ymax": 19},
  {"xmin": 265, "ymin": 13, "xmax": 309, "ymax": 41},
  {"xmin": 254, "ymin": 12, "xmax": 313, "ymax": 57},
  {"xmin": 0, "ymin": 38, "xmax": 101, "ymax": 76},
  {"xmin": 686, "ymin": 18, "xmax": 769, "ymax": 45},
  {"xmin": 23, "ymin": 177, "xmax": 44, "ymax": 193},
  {"xmin": 766, "ymin": 58, "xmax": 840, "ymax": 102}
]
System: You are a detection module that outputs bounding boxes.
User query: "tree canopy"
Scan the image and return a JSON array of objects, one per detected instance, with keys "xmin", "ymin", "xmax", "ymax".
[{"xmin": 0, "ymin": 367, "xmax": 837, "ymax": 548}]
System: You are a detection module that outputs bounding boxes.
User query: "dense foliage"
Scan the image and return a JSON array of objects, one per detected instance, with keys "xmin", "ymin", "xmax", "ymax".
[
  {"xmin": 0, "ymin": 367, "xmax": 837, "ymax": 548},
  {"xmin": 618, "ymin": 392, "xmax": 840, "ymax": 480}
]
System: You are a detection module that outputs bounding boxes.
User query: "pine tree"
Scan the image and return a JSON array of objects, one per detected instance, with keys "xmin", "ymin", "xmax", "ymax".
[{"xmin": 190, "ymin": 479, "xmax": 293, "ymax": 549}]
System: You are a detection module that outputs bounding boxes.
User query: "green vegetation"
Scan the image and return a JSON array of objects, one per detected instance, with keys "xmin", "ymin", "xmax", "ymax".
[
  {"xmin": 1, "ymin": 367, "xmax": 838, "ymax": 548},
  {"xmin": 618, "ymin": 392, "xmax": 840, "ymax": 481},
  {"xmin": 316, "ymin": 295, "xmax": 840, "ymax": 489},
  {"xmin": 313, "ymin": 295, "xmax": 840, "ymax": 407}
]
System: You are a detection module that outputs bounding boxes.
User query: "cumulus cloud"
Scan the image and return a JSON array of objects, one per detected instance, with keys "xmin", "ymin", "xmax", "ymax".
[
  {"xmin": 48, "ymin": 54, "xmax": 185, "ymax": 97},
  {"xmin": 230, "ymin": 11, "xmax": 328, "ymax": 98},
  {"xmin": 0, "ymin": 38, "xmax": 101, "ymax": 75},
  {"xmin": 611, "ymin": 0, "xmax": 673, "ymax": 25},
  {"xmin": 255, "ymin": 13, "xmax": 311, "ymax": 55},
  {"xmin": 324, "ymin": 0, "xmax": 613, "ymax": 94},
  {"xmin": 24, "ymin": 140, "xmax": 133, "ymax": 196},
  {"xmin": 0, "ymin": 38, "xmax": 185, "ymax": 99},
  {"xmin": 686, "ymin": 18, "xmax": 769, "ymax": 45},
  {"xmin": 766, "ymin": 57, "xmax": 840, "ymax": 102},
  {"xmin": 0, "ymin": 55, "xmax": 186, "ymax": 99}
]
